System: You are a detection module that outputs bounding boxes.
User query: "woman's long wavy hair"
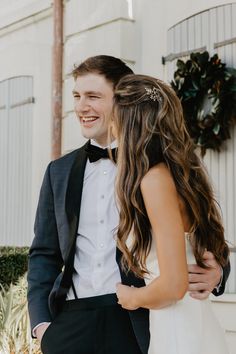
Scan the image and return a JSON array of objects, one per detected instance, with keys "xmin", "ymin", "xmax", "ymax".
[{"xmin": 112, "ymin": 74, "xmax": 229, "ymax": 277}]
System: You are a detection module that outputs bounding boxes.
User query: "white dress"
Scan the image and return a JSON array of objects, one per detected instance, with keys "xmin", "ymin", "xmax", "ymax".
[{"xmin": 145, "ymin": 234, "xmax": 229, "ymax": 354}]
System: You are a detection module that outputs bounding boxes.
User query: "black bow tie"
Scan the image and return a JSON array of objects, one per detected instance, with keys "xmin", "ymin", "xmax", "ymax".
[{"xmin": 85, "ymin": 143, "xmax": 117, "ymax": 163}]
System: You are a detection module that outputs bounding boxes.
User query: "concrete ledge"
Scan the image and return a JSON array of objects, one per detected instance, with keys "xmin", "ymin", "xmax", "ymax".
[{"xmin": 211, "ymin": 294, "xmax": 236, "ymax": 303}]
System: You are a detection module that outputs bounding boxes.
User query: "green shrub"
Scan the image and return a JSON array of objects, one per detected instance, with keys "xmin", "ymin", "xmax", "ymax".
[{"xmin": 0, "ymin": 247, "xmax": 29, "ymax": 289}]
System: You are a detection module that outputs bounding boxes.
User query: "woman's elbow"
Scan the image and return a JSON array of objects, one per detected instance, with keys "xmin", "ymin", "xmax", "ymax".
[
  {"xmin": 168, "ymin": 275, "xmax": 188, "ymax": 301},
  {"xmin": 174, "ymin": 274, "xmax": 189, "ymax": 300},
  {"xmin": 174, "ymin": 282, "xmax": 188, "ymax": 300}
]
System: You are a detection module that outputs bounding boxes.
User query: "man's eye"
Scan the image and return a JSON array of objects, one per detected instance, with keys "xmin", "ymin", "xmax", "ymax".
[
  {"xmin": 90, "ymin": 95, "xmax": 99, "ymax": 99},
  {"xmin": 73, "ymin": 95, "xmax": 80, "ymax": 99}
]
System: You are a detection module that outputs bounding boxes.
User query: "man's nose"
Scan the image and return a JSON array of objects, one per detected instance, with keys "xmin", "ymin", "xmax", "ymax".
[{"xmin": 75, "ymin": 97, "xmax": 90, "ymax": 113}]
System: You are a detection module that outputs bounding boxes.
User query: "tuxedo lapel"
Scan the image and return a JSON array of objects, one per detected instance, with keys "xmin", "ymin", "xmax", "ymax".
[
  {"xmin": 116, "ymin": 248, "xmax": 145, "ymax": 288},
  {"xmin": 61, "ymin": 142, "xmax": 89, "ymax": 289},
  {"xmin": 65, "ymin": 141, "xmax": 89, "ymax": 241}
]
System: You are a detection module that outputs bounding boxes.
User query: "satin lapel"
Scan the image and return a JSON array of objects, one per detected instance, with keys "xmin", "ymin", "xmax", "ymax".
[
  {"xmin": 116, "ymin": 248, "xmax": 145, "ymax": 288},
  {"xmin": 65, "ymin": 141, "xmax": 89, "ymax": 256}
]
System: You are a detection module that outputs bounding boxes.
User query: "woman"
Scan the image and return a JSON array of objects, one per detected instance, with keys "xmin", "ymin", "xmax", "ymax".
[{"xmin": 112, "ymin": 74, "xmax": 229, "ymax": 354}]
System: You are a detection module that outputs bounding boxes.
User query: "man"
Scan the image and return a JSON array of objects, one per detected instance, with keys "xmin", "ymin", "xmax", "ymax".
[{"xmin": 27, "ymin": 55, "xmax": 230, "ymax": 354}]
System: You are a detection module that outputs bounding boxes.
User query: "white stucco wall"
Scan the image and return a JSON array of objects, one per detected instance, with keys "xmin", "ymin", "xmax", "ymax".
[{"xmin": 0, "ymin": 0, "xmax": 53, "ymax": 244}]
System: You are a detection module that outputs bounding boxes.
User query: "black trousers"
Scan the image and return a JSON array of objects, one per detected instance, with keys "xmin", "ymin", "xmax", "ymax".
[{"xmin": 41, "ymin": 294, "xmax": 142, "ymax": 354}]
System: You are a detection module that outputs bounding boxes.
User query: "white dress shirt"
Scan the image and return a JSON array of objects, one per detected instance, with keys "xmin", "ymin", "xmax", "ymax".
[{"xmin": 67, "ymin": 140, "xmax": 121, "ymax": 299}]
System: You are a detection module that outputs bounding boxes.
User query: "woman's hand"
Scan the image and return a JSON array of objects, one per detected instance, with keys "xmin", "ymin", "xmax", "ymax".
[{"xmin": 116, "ymin": 283, "xmax": 140, "ymax": 310}]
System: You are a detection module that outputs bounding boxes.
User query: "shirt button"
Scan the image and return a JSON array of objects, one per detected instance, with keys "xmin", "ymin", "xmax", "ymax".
[
  {"xmin": 97, "ymin": 263, "xmax": 101, "ymax": 267},
  {"xmin": 103, "ymin": 171, "xmax": 107, "ymax": 175},
  {"xmin": 100, "ymin": 243, "xmax": 104, "ymax": 248},
  {"xmin": 101, "ymin": 195, "xmax": 105, "ymax": 199},
  {"xmin": 100, "ymin": 220, "xmax": 104, "ymax": 224}
]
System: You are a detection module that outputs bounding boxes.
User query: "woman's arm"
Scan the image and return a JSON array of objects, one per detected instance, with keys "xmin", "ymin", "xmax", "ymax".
[{"xmin": 117, "ymin": 163, "xmax": 188, "ymax": 310}]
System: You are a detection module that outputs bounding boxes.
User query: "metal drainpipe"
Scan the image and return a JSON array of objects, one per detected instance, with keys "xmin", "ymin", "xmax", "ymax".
[{"xmin": 51, "ymin": 0, "xmax": 63, "ymax": 160}]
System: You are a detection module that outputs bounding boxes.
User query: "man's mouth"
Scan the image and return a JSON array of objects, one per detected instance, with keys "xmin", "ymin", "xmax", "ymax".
[{"xmin": 81, "ymin": 116, "xmax": 99, "ymax": 123}]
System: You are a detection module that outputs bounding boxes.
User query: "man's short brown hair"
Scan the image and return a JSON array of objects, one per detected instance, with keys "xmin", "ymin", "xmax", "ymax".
[{"xmin": 72, "ymin": 55, "xmax": 134, "ymax": 88}]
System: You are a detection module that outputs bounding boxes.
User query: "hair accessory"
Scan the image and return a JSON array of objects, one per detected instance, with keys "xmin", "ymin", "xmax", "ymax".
[{"xmin": 145, "ymin": 87, "xmax": 162, "ymax": 103}]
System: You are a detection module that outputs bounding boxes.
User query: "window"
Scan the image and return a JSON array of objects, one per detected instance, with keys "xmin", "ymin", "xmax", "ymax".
[{"xmin": 0, "ymin": 76, "xmax": 34, "ymax": 246}]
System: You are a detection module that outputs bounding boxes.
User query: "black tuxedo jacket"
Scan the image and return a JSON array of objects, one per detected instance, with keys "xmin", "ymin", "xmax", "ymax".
[
  {"xmin": 27, "ymin": 142, "xmax": 149, "ymax": 354},
  {"xmin": 27, "ymin": 141, "xmax": 230, "ymax": 354}
]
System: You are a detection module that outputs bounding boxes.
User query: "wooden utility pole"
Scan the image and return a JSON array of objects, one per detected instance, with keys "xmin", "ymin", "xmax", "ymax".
[{"xmin": 51, "ymin": 0, "xmax": 63, "ymax": 160}]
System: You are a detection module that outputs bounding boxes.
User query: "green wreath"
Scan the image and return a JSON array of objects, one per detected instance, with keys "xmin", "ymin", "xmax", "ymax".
[{"xmin": 171, "ymin": 51, "xmax": 236, "ymax": 155}]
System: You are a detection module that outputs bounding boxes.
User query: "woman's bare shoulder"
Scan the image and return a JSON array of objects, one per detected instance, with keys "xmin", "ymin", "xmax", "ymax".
[{"xmin": 141, "ymin": 163, "xmax": 175, "ymax": 193}]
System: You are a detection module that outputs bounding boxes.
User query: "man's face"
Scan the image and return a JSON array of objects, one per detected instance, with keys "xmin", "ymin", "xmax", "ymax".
[{"xmin": 73, "ymin": 73, "xmax": 114, "ymax": 147}]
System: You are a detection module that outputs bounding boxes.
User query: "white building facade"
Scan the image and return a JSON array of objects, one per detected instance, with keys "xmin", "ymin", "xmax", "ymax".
[{"xmin": 0, "ymin": 0, "xmax": 235, "ymax": 351}]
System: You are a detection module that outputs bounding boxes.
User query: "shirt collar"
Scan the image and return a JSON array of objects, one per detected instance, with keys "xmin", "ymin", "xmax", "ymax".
[{"xmin": 90, "ymin": 139, "xmax": 118, "ymax": 149}]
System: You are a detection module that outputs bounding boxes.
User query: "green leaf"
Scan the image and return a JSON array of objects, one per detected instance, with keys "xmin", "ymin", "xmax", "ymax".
[{"xmin": 213, "ymin": 122, "xmax": 220, "ymax": 135}]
